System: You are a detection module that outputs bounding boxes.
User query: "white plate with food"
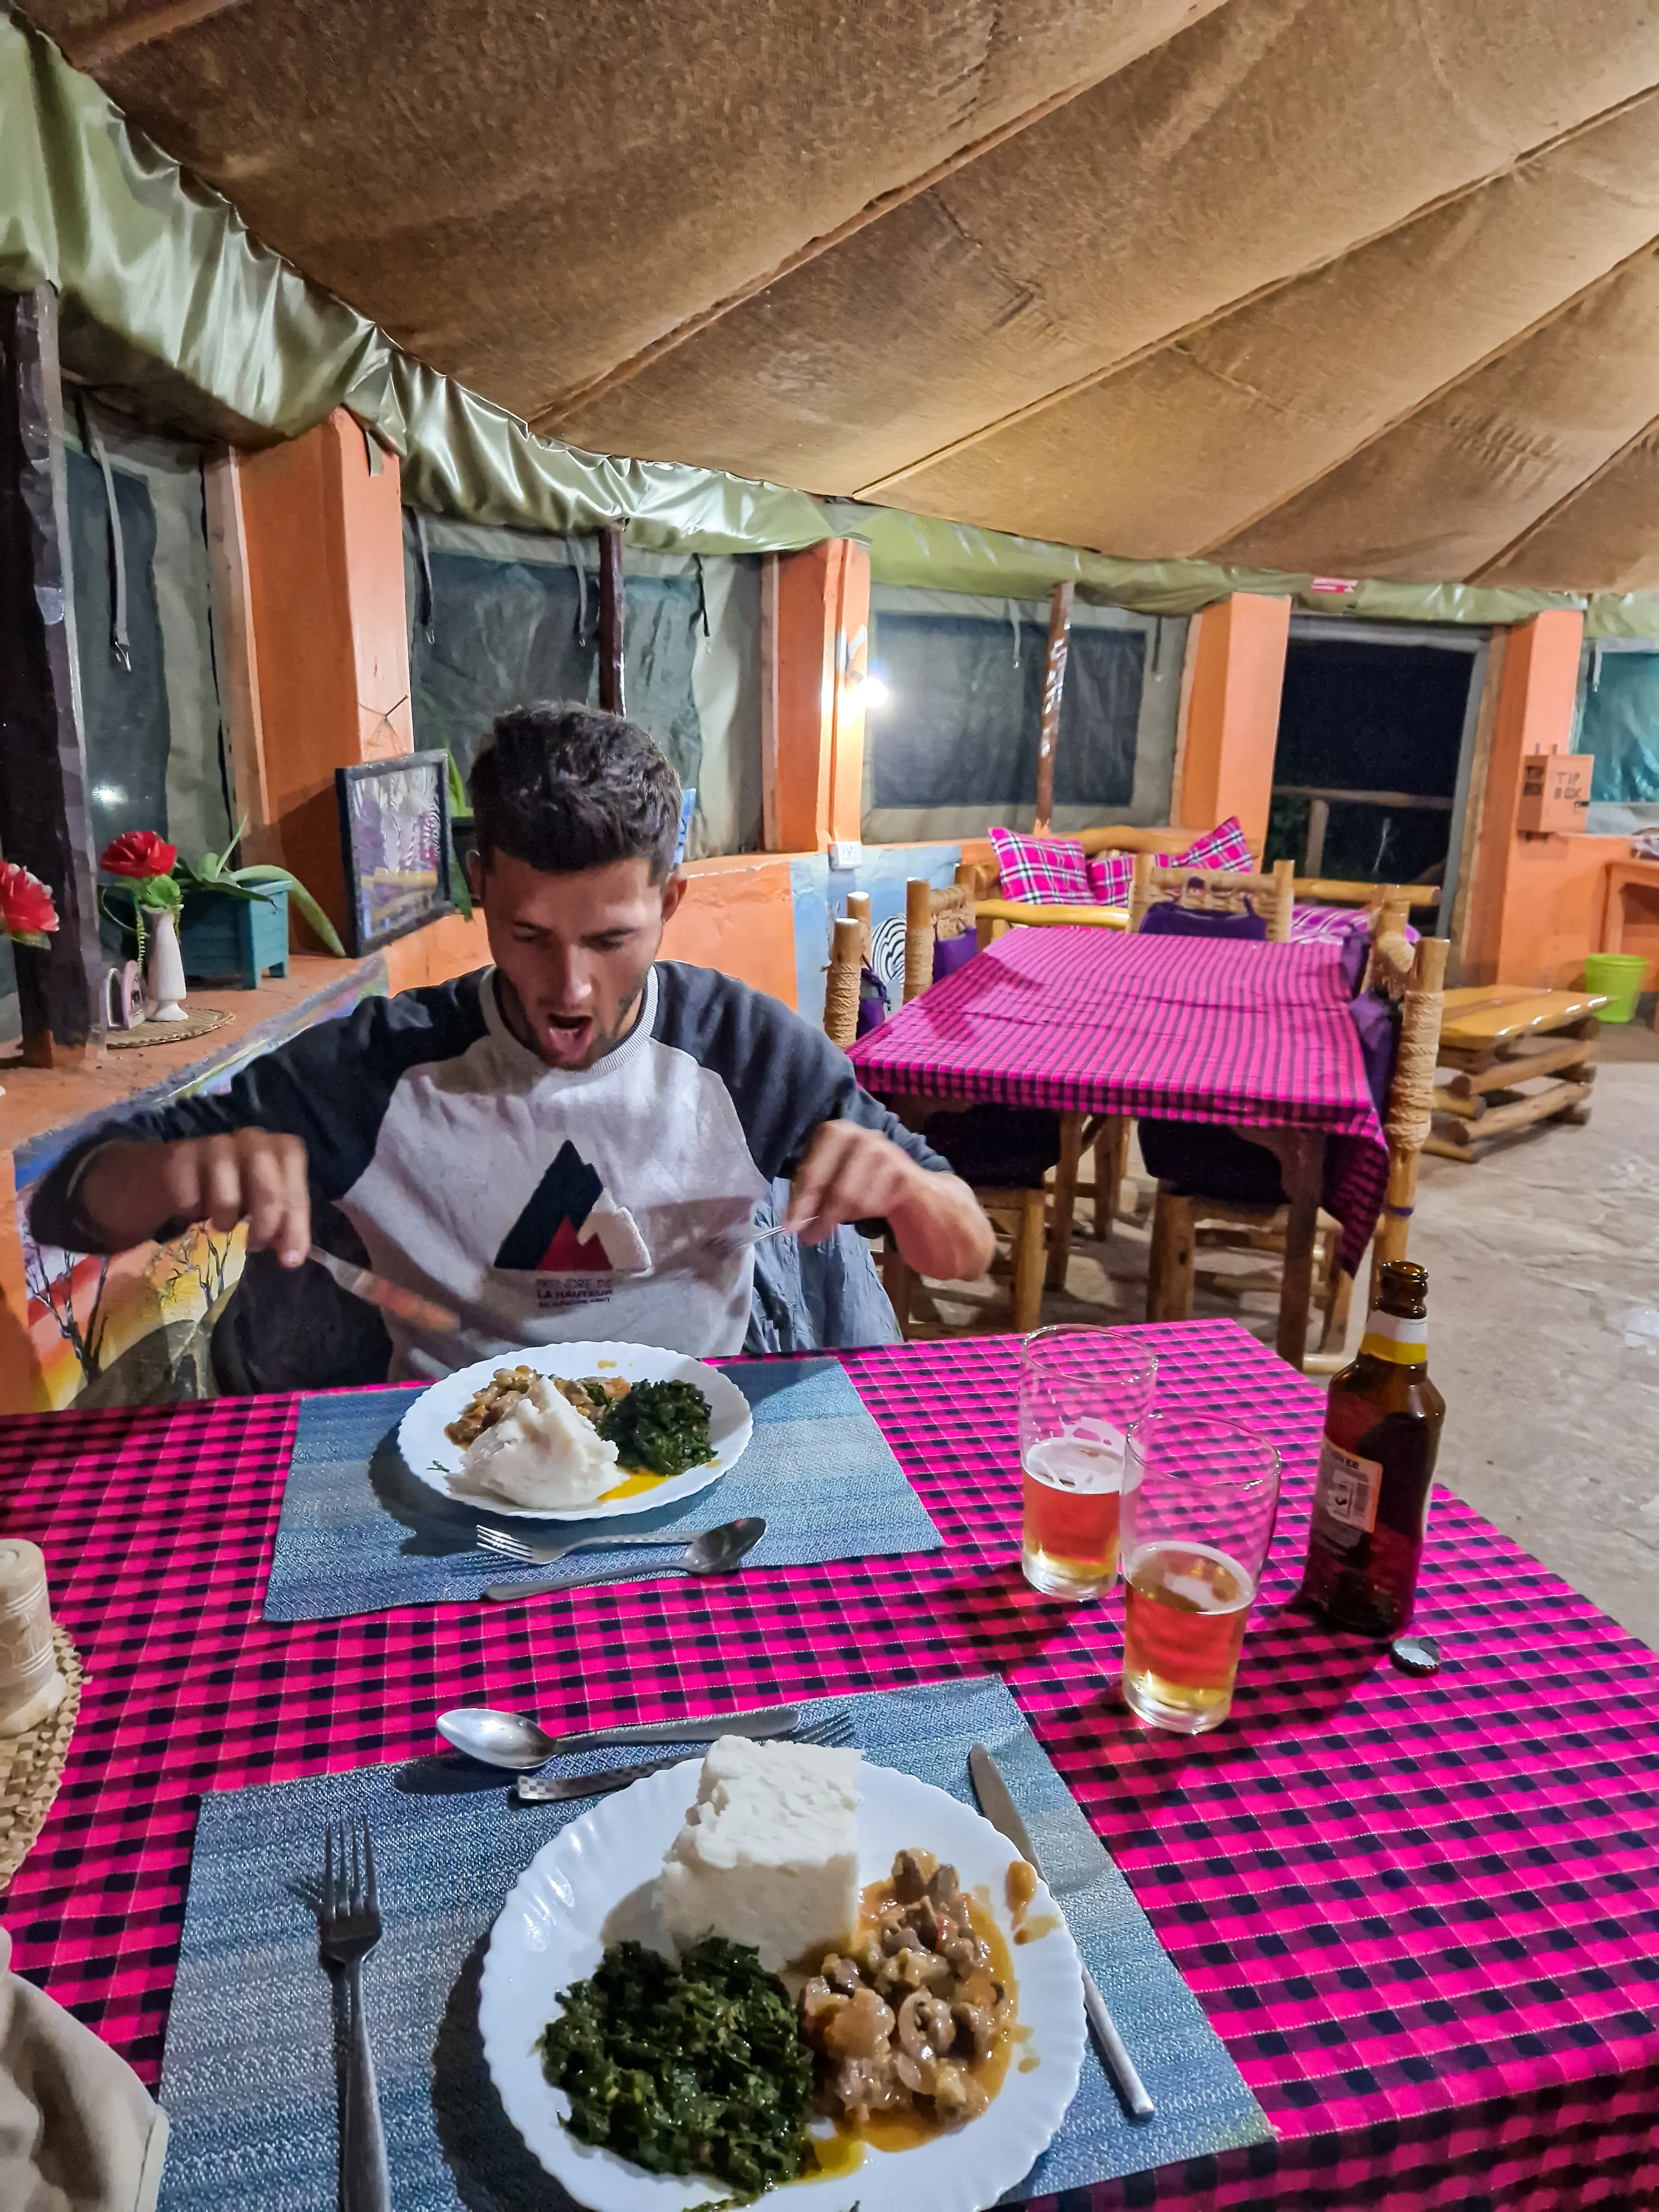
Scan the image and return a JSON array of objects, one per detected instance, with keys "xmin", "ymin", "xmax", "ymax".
[
  {"xmin": 398, "ymin": 1340, "xmax": 753, "ymax": 1521},
  {"xmin": 477, "ymin": 1738, "xmax": 1087, "ymax": 2212}
]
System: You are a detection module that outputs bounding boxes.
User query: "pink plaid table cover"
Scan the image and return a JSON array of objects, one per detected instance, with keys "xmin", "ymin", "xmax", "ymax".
[
  {"xmin": 851, "ymin": 926, "xmax": 1390, "ymax": 1273},
  {"xmin": 3, "ymin": 1322, "xmax": 1656, "ymax": 2211}
]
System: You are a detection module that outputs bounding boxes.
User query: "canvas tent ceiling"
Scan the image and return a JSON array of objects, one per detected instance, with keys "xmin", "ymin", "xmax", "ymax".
[{"xmin": 20, "ymin": 0, "xmax": 1659, "ymax": 592}]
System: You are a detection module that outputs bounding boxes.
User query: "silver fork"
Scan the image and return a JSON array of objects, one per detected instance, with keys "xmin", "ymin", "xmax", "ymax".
[
  {"xmin": 648, "ymin": 1213, "xmax": 817, "ymax": 1276},
  {"xmin": 515, "ymin": 1708, "xmax": 855, "ymax": 1802},
  {"xmin": 473, "ymin": 1522, "xmax": 693, "ymax": 1568},
  {"xmin": 316, "ymin": 1817, "xmax": 391, "ymax": 2212}
]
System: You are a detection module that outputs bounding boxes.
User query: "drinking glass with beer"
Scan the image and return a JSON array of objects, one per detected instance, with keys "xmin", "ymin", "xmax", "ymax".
[
  {"xmin": 1118, "ymin": 1413, "xmax": 1281, "ymax": 1733},
  {"xmin": 1019, "ymin": 1327, "xmax": 1157, "ymax": 1600}
]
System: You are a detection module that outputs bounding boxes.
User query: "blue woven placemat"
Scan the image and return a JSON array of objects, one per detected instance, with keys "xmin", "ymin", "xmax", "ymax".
[
  {"xmin": 157, "ymin": 1672, "xmax": 1269, "ymax": 2208},
  {"xmin": 264, "ymin": 1358, "xmax": 943, "ymax": 1622}
]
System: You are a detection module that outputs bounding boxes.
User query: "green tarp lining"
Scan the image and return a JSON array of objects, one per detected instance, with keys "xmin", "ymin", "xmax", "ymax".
[
  {"xmin": 821, "ymin": 503, "xmax": 1659, "ymax": 639},
  {"xmin": 7, "ymin": 11, "xmax": 1659, "ymax": 630}
]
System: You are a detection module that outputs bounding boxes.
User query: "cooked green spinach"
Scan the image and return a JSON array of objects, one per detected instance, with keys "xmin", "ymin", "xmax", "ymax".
[
  {"xmin": 596, "ymin": 1378, "xmax": 717, "ymax": 1479},
  {"xmin": 539, "ymin": 1938, "xmax": 813, "ymax": 2195}
]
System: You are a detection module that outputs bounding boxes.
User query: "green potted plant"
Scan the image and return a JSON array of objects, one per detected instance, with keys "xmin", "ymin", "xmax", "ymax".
[
  {"xmin": 177, "ymin": 819, "xmax": 345, "ymax": 981},
  {"xmin": 446, "ymin": 751, "xmax": 474, "ymax": 919}
]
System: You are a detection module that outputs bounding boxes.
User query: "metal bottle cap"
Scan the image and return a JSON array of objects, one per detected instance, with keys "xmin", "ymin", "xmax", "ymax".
[{"xmin": 1389, "ymin": 1632, "xmax": 1441, "ymax": 1676}]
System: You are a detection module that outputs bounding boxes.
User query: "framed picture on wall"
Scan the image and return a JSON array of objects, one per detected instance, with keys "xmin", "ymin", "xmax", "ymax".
[{"xmin": 335, "ymin": 751, "xmax": 453, "ymax": 954}]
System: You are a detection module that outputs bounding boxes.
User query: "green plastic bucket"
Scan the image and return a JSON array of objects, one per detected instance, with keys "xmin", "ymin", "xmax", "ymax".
[{"xmin": 1584, "ymin": 951, "xmax": 1651, "ymax": 1022}]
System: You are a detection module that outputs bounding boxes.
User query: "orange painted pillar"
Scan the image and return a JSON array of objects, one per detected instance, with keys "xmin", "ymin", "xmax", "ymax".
[
  {"xmin": 765, "ymin": 539, "xmax": 869, "ymax": 852},
  {"xmin": 1178, "ymin": 593, "xmax": 1291, "ymax": 853},
  {"xmin": 1462, "ymin": 608, "xmax": 1585, "ymax": 987},
  {"xmin": 238, "ymin": 411, "xmax": 414, "ymax": 944}
]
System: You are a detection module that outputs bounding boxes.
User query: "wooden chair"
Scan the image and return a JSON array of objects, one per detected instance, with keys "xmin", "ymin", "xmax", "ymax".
[
  {"xmin": 1295, "ymin": 876, "xmax": 1441, "ymax": 911},
  {"xmin": 824, "ymin": 916, "xmax": 863, "ymax": 1049},
  {"xmin": 1145, "ymin": 923, "xmax": 1448, "ymax": 1367},
  {"xmin": 900, "ymin": 878, "xmax": 975, "ymax": 1001},
  {"xmin": 968, "ymin": 826, "xmax": 1207, "ymax": 950},
  {"xmin": 1128, "ymin": 852, "xmax": 1296, "ymax": 941},
  {"xmin": 1071, "ymin": 852, "xmax": 1295, "ymax": 1248},
  {"xmin": 880, "ymin": 877, "xmax": 1058, "ymax": 1338},
  {"xmin": 1140, "ymin": 880, "xmax": 1414, "ymax": 1359}
]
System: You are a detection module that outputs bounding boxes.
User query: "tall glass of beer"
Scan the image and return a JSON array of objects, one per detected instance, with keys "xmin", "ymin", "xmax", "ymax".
[
  {"xmin": 1118, "ymin": 1413, "xmax": 1281, "ymax": 1733},
  {"xmin": 1019, "ymin": 1327, "xmax": 1157, "ymax": 1600}
]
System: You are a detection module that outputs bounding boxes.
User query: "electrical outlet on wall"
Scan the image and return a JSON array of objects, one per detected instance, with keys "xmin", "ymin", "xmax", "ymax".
[{"xmin": 829, "ymin": 839, "xmax": 863, "ymax": 872}]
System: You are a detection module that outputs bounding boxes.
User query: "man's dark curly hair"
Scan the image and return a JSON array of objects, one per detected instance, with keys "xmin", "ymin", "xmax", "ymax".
[{"xmin": 468, "ymin": 703, "xmax": 682, "ymax": 882}]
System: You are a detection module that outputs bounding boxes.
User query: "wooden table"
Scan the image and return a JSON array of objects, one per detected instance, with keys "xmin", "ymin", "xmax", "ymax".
[
  {"xmin": 851, "ymin": 928, "xmax": 1388, "ymax": 1366},
  {"xmin": 1428, "ymin": 984, "xmax": 1604, "ymax": 1163},
  {"xmin": 1601, "ymin": 858, "xmax": 1659, "ymax": 1032},
  {"xmin": 1600, "ymin": 855, "xmax": 1659, "ymax": 956}
]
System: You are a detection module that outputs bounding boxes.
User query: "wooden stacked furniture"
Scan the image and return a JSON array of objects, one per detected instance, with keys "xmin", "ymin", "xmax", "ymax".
[{"xmin": 1427, "ymin": 985, "xmax": 1605, "ymax": 1163}]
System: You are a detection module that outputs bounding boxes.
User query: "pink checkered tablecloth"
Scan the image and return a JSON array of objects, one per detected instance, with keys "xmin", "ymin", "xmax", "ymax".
[
  {"xmin": 851, "ymin": 926, "xmax": 1390, "ymax": 1273},
  {"xmin": 2, "ymin": 1322, "xmax": 1655, "ymax": 2209}
]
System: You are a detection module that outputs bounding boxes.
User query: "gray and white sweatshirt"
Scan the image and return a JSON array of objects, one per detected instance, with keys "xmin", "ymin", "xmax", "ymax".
[{"xmin": 32, "ymin": 963, "xmax": 944, "ymax": 1374}]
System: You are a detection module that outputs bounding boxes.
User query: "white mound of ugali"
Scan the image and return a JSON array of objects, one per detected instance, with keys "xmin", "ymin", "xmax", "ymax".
[{"xmin": 657, "ymin": 1735, "xmax": 862, "ymax": 1970}]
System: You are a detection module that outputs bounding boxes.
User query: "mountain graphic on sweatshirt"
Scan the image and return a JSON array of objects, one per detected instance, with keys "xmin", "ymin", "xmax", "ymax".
[{"xmin": 493, "ymin": 1141, "xmax": 611, "ymax": 1272}]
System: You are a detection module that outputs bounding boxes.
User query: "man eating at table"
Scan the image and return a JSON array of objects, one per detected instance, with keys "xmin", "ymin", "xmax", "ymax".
[{"xmin": 30, "ymin": 704, "xmax": 993, "ymax": 1384}]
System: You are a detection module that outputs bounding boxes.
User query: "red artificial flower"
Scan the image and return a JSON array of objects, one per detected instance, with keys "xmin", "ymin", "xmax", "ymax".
[
  {"xmin": 100, "ymin": 829, "xmax": 178, "ymax": 879},
  {"xmin": 0, "ymin": 861, "xmax": 59, "ymax": 945}
]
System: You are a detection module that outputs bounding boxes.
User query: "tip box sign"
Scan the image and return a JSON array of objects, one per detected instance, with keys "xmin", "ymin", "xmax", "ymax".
[{"xmin": 1517, "ymin": 751, "xmax": 1593, "ymax": 835}]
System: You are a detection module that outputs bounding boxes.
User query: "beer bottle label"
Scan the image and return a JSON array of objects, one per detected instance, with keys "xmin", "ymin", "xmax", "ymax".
[
  {"xmin": 1358, "ymin": 1307, "xmax": 1428, "ymax": 1365},
  {"xmin": 1310, "ymin": 1436, "xmax": 1383, "ymax": 1546}
]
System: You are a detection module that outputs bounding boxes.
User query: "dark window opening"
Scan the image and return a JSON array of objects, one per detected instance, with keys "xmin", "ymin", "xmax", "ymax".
[{"xmin": 1266, "ymin": 637, "xmax": 1475, "ymax": 887}]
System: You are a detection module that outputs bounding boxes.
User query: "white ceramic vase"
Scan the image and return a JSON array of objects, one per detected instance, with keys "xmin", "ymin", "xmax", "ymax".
[{"xmin": 145, "ymin": 906, "xmax": 188, "ymax": 1022}]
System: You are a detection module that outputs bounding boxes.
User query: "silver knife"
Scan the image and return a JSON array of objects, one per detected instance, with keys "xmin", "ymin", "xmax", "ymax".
[
  {"xmin": 544, "ymin": 1704, "xmax": 798, "ymax": 1753},
  {"xmin": 968, "ymin": 1744, "xmax": 1156, "ymax": 2123}
]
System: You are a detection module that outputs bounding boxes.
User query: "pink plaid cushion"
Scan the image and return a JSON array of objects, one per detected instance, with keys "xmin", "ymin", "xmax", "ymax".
[
  {"xmin": 1087, "ymin": 817, "xmax": 1255, "ymax": 907},
  {"xmin": 988, "ymin": 828, "xmax": 1092, "ymax": 905},
  {"xmin": 1291, "ymin": 903, "xmax": 1421, "ymax": 946},
  {"xmin": 1170, "ymin": 817, "xmax": 1254, "ymax": 873},
  {"xmin": 1086, "ymin": 851, "xmax": 1137, "ymax": 905},
  {"xmin": 993, "ymin": 817, "xmax": 1256, "ymax": 907}
]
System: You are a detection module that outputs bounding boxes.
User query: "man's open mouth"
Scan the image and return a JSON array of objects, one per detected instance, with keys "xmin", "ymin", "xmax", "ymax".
[{"xmin": 540, "ymin": 1012, "xmax": 594, "ymax": 1062}]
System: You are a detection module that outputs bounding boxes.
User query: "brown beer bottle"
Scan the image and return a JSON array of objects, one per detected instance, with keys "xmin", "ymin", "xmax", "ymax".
[{"xmin": 1297, "ymin": 1259, "xmax": 1445, "ymax": 1639}]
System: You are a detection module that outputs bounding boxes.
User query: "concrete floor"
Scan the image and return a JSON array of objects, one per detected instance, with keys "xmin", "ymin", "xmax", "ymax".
[
  {"xmin": 1411, "ymin": 1018, "xmax": 1659, "ymax": 1650},
  {"xmin": 917, "ymin": 1015, "xmax": 1659, "ymax": 1650}
]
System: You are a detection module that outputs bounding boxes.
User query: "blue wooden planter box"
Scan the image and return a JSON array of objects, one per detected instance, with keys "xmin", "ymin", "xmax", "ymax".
[{"xmin": 179, "ymin": 885, "xmax": 290, "ymax": 989}]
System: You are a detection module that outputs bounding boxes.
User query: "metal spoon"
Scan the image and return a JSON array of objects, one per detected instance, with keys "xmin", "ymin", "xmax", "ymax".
[
  {"xmin": 481, "ymin": 1515, "xmax": 766, "ymax": 1603},
  {"xmin": 437, "ymin": 1697, "xmax": 801, "ymax": 1771}
]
